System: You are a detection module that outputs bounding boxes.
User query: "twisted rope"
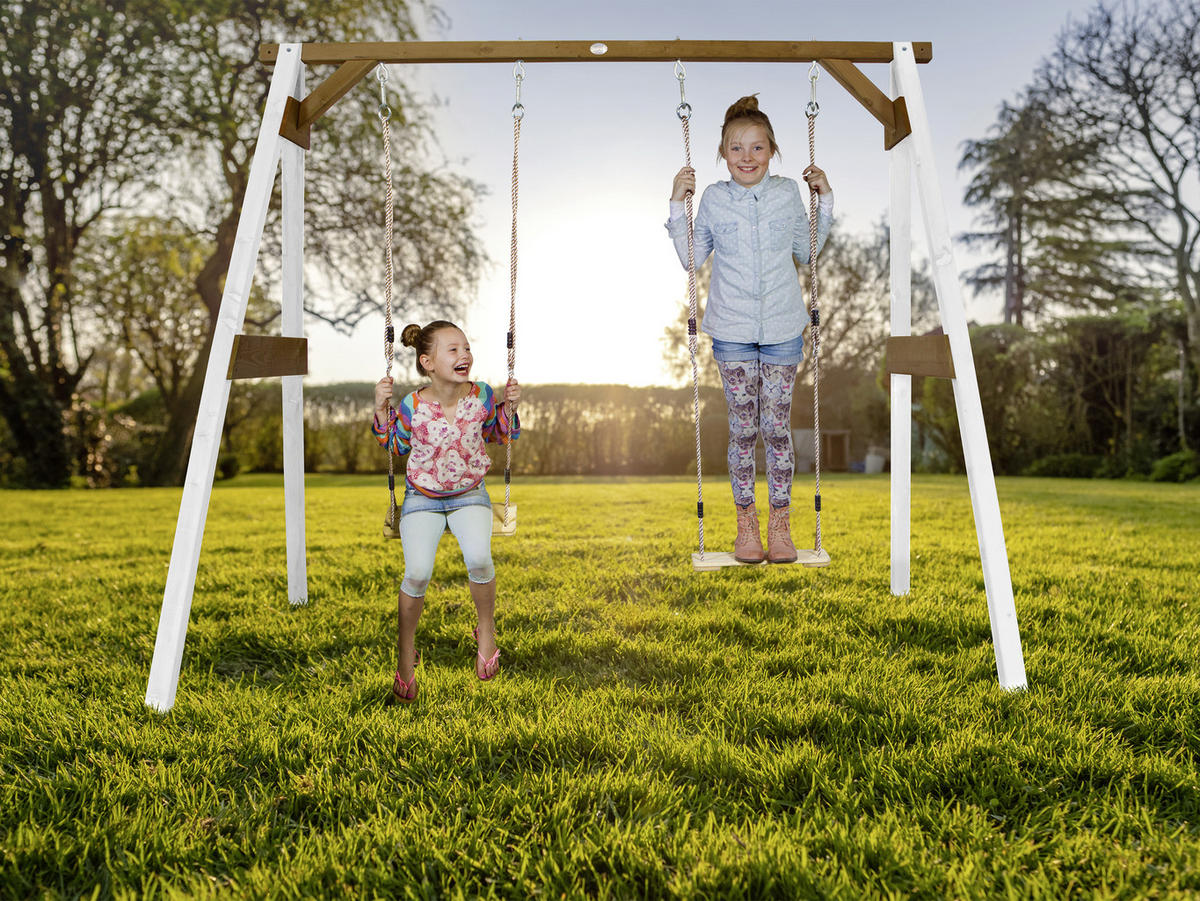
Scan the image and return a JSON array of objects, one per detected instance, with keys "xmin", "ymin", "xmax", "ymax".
[
  {"xmin": 381, "ymin": 109, "xmax": 398, "ymax": 530},
  {"xmin": 680, "ymin": 112, "xmax": 706, "ymax": 557},
  {"xmin": 503, "ymin": 109, "xmax": 521, "ymax": 524},
  {"xmin": 806, "ymin": 107, "xmax": 822, "ymax": 554}
]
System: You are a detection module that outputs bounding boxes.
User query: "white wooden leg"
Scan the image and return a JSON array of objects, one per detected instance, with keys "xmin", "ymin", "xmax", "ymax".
[
  {"xmin": 889, "ymin": 56, "xmax": 913, "ymax": 598},
  {"xmin": 892, "ymin": 42, "xmax": 1027, "ymax": 690},
  {"xmin": 281, "ymin": 63, "xmax": 308, "ymax": 608},
  {"xmin": 145, "ymin": 44, "xmax": 305, "ymax": 712}
]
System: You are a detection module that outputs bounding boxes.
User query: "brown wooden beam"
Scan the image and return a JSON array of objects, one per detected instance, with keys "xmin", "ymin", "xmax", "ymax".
[
  {"xmin": 816, "ymin": 58, "xmax": 912, "ymax": 150},
  {"xmin": 260, "ymin": 40, "xmax": 932, "ymax": 66},
  {"xmin": 280, "ymin": 59, "xmax": 377, "ymax": 148},
  {"xmin": 262, "ymin": 40, "xmax": 932, "ymax": 150},
  {"xmin": 886, "ymin": 335, "xmax": 956, "ymax": 380},
  {"xmin": 227, "ymin": 335, "xmax": 309, "ymax": 380}
]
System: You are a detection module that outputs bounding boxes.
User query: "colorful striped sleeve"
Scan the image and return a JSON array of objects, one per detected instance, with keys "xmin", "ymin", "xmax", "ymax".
[
  {"xmin": 371, "ymin": 393, "xmax": 414, "ymax": 456},
  {"xmin": 480, "ymin": 382, "xmax": 520, "ymax": 445}
]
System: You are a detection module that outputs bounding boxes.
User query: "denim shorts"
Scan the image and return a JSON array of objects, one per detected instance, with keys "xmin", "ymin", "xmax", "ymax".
[
  {"xmin": 711, "ymin": 334, "xmax": 805, "ymax": 365},
  {"xmin": 400, "ymin": 479, "xmax": 493, "ymax": 516}
]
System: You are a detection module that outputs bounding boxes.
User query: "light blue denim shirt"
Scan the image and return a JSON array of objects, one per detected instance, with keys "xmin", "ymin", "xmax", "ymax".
[{"xmin": 667, "ymin": 176, "xmax": 833, "ymax": 344}]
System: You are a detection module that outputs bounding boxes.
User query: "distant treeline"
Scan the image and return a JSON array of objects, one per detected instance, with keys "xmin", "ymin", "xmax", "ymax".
[{"xmin": 216, "ymin": 382, "xmax": 736, "ymax": 481}]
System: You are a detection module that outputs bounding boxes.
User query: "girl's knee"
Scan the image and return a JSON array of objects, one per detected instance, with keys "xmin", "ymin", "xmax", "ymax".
[
  {"xmin": 464, "ymin": 555, "xmax": 495, "ymax": 584},
  {"xmin": 400, "ymin": 574, "xmax": 430, "ymax": 597},
  {"xmin": 759, "ymin": 419, "xmax": 792, "ymax": 442},
  {"xmin": 460, "ymin": 549, "xmax": 494, "ymax": 585},
  {"xmin": 728, "ymin": 416, "xmax": 759, "ymax": 442}
]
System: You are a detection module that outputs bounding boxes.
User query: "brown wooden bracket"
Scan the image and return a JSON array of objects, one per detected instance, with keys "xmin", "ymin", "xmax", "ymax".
[
  {"xmin": 279, "ymin": 59, "xmax": 378, "ymax": 149},
  {"xmin": 886, "ymin": 335, "xmax": 955, "ymax": 379},
  {"xmin": 228, "ymin": 335, "xmax": 309, "ymax": 380},
  {"xmin": 817, "ymin": 58, "xmax": 912, "ymax": 150}
]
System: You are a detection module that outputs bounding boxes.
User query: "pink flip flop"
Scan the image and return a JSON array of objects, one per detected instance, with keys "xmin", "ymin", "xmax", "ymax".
[
  {"xmin": 472, "ymin": 627, "xmax": 501, "ymax": 681},
  {"xmin": 386, "ymin": 651, "xmax": 420, "ymax": 705}
]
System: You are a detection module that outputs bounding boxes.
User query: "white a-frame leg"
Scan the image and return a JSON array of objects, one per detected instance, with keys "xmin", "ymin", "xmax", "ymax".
[
  {"xmin": 145, "ymin": 44, "xmax": 308, "ymax": 713},
  {"xmin": 889, "ymin": 42, "xmax": 1027, "ymax": 690}
]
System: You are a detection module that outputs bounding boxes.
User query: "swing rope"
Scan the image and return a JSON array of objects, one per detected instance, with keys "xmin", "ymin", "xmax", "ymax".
[
  {"xmin": 503, "ymin": 61, "xmax": 524, "ymax": 529},
  {"xmin": 805, "ymin": 63, "xmax": 823, "ymax": 554},
  {"xmin": 378, "ymin": 66, "xmax": 399, "ymax": 535},
  {"xmin": 676, "ymin": 61, "xmax": 706, "ymax": 558}
]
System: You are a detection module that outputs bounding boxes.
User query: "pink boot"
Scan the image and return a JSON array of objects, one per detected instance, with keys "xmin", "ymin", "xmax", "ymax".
[
  {"xmin": 767, "ymin": 505, "xmax": 798, "ymax": 564},
  {"xmin": 734, "ymin": 504, "xmax": 765, "ymax": 563}
]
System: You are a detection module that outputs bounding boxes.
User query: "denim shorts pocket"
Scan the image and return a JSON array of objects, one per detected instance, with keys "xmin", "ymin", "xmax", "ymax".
[{"xmin": 712, "ymin": 222, "xmax": 738, "ymax": 254}]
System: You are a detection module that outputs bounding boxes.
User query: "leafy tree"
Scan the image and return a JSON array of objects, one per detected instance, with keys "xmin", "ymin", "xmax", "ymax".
[
  {"xmin": 1042, "ymin": 312, "xmax": 1170, "ymax": 470},
  {"xmin": 916, "ymin": 324, "xmax": 1067, "ymax": 475},
  {"xmin": 958, "ymin": 97, "xmax": 1124, "ymax": 326},
  {"xmin": 138, "ymin": 0, "xmax": 485, "ymax": 485},
  {"xmin": 1028, "ymin": 0, "xmax": 1200, "ymax": 395},
  {"xmin": 2, "ymin": 1, "xmax": 485, "ymax": 487},
  {"xmin": 0, "ymin": 0, "xmax": 181, "ymax": 485}
]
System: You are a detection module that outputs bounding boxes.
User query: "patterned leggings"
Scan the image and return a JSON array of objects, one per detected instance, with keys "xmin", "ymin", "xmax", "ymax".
[{"xmin": 717, "ymin": 360, "xmax": 797, "ymax": 509}]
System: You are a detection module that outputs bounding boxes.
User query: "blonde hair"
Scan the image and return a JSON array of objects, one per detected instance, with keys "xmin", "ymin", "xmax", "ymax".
[
  {"xmin": 718, "ymin": 95, "xmax": 781, "ymax": 161},
  {"xmin": 400, "ymin": 320, "xmax": 460, "ymax": 376}
]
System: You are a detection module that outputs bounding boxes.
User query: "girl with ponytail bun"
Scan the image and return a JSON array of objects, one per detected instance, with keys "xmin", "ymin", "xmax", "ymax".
[
  {"xmin": 666, "ymin": 94, "xmax": 835, "ymax": 565},
  {"xmin": 371, "ymin": 319, "xmax": 521, "ymax": 702}
]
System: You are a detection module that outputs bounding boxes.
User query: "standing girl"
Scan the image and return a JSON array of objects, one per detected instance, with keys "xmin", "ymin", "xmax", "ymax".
[
  {"xmin": 373, "ymin": 320, "xmax": 521, "ymax": 703},
  {"xmin": 667, "ymin": 95, "xmax": 833, "ymax": 564}
]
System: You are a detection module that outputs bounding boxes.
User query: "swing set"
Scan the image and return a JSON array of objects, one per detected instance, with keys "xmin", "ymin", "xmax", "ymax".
[{"xmin": 144, "ymin": 40, "xmax": 1027, "ymax": 714}]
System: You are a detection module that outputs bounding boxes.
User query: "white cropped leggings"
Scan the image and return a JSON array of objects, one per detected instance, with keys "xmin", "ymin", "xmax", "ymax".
[{"xmin": 399, "ymin": 506, "xmax": 495, "ymax": 598}]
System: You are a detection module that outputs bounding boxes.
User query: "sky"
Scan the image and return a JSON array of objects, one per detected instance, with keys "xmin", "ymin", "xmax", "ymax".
[{"xmin": 298, "ymin": 0, "xmax": 1102, "ymax": 388}]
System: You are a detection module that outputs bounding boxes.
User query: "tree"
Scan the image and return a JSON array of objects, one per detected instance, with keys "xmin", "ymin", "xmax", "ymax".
[
  {"xmin": 2, "ymin": 1, "xmax": 485, "ymax": 487},
  {"xmin": 916, "ymin": 324, "xmax": 1067, "ymax": 475},
  {"xmin": 1029, "ymin": 0, "xmax": 1200, "ymax": 397},
  {"xmin": 138, "ymin": 0, "xmax": 485, "ymax": 485},
  {"xmin": 0, "ymin": 0, "xmax": 181, "ymax": 485}
]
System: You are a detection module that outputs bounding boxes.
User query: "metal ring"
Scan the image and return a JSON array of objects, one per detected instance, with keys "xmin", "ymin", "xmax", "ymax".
[
  {"xmin": 674, "ymin": 59, "xmax": 686, "ymax": 80},
  {"xmin": 512, "ymin": 102, "xmax": 525, "ymax": 120},
  {"xmin": 676, "ymin": 102, "xmax": 692, "ymax": 121},
  {"xmin": 379, "ymin": 104, "xmax": 392, "ymax": 121},
  {"xmin": 805, "ymin": 101, "xmax": 820, "ymax": 117}
]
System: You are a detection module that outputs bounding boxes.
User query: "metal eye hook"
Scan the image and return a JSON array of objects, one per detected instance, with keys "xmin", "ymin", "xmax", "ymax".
[
  {"xmin": 807, "ymin": 62, "xmax": 820, "ymax": 117},
  {"xmin": 512, "ymin": 59, "xmax": 525, "ymax": 117},
  {"xmin": 674, "ymin": 59, "xmax": 689, "ymax": 119},
  {"xmin": 376, "ymin": 65, "xmax": 391, "ymax": 121}
]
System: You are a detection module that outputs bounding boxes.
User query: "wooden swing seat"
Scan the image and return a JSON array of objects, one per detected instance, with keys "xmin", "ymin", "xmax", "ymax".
[
  {"xmin": 382, "ymin": 503, "xmax": 517, "ymax": 539},
  {"xmin": 691, "ymin": 548, "xmax": 830, "ymax": 571}
]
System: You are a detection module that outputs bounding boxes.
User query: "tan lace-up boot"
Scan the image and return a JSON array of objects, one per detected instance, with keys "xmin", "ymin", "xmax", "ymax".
[
  {"xmin": 767, "ymin": 505, "xmax": 798, "ymax": 564},
  {"xmin": 734, "ymin": 503, "xmax": 765, "ymax": 563}
]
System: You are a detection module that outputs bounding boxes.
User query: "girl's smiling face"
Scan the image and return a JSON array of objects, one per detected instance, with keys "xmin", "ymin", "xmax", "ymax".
[
  {"xmin": 420, "ymin": 327, "xmax": 473, "ymax": 385},
  {"xmin": 722, "ymin": 121, "xmax": 772, "ymax": 188}
]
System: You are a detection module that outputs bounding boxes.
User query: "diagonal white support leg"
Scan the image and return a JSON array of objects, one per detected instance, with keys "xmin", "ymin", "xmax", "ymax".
[
  {"xmin": 889, "ymin": 60, "xmax": 913, "ymax": 598},
  {"xmin": 892, "ymin": 42, "xmax": 1027, "ymax": 689},
  {"xmin": 281, "ymin": 64, "xmax": 308, "ymax": 608},
  {"xmin": 145, "ymin": 44, "xmax": 305, "ymax": 712}
]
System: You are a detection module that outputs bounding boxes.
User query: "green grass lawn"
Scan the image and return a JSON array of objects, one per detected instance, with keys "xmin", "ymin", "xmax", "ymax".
[{"xmin": 2, "ymin": 474, "xmax": 1199, "ymax": 898}]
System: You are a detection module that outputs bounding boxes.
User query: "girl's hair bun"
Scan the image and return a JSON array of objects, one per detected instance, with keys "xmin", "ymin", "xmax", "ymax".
[
  {"xmin": 400, "ymin": 323, "xmax": 423, "ymax": 348},
  {"xmin": 726, "ymin": 95, "xmax": 761, "ymax": 119}
]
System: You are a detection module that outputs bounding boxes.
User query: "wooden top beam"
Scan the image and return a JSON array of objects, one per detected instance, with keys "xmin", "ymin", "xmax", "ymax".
[{"xmin": 260, "ymin": 40, "xmax": 932, "ymax": 66}]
